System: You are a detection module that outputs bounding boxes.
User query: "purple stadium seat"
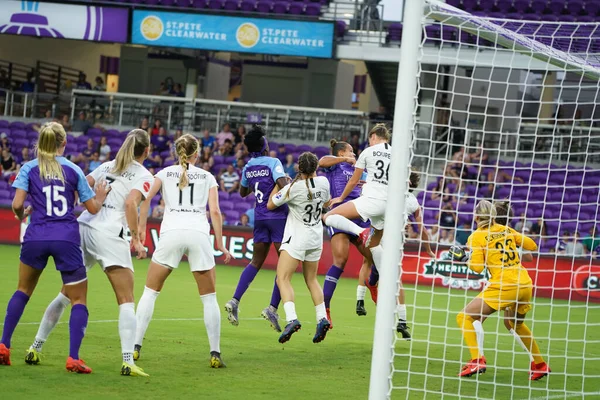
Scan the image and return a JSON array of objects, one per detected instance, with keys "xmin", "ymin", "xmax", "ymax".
[
  {"xmin": 548, "ymin": 0, "xmax": 564, "ymax": 15},
  {"xmin": 161, "ymin": 0, "xmax": 176, "ymax": 5},
  {"xmin": 230, "ymin": 192, "xmax": 243, "ymax": 202},
  {"xmin": 192, "ymin": 0, "xmax": 207, "ymax": 7},
  {"xmin": 566, "ymin": 0, "xmax": 583, "ymax": 15},
  {"xmin": 240, "ymin": 0, "xmax": 255, "ymax": 11},
  {"xmin": 305, "ymin": 3, "xmax": 321, "ymax": 15},
  {"xmin": 220, "ymin": 201, "xmax": 235, "ymax": 210},
  {"xmin": 289, "ymin": 3, "xmax": 303, "ymax": 14},
  {"xmin": 496, "ymin": 1, "xmax": 512, "ymax": 13},
  {"xmin": 10, "ymin": 129, "xmax": 26, "ymax": 139},
  {"xmin": 208, "ymin": 0, "xmax": 223, "ymax": 8},
  {"xmin": 461, "ymin": 0, "xmax": 477, "ymax": 12},
  {"xmin": 284, "ymin": 144, "xmax": 296, "ymax": 152},
  {"xmin": 26, "ymin": 130, "xmax": 38, "ymax": 140},
  {"xmin": 335, "ymin": 20, "xmax": 347, "ymax": 38},
  {"xmin": 9, "ymin": 121, "xmax": 25, "ymax": 130},
  {"xmin": 177, "ymin": 0, "xmax": 191, "ymax": 6},
  {"xmin": 218, "ymin": 191, "xmax": 230, "ymax": 201},
  {"xmin": 224, "ymin": 0, "xmax": 239, "ymax": 10},
  {"xmin": 256, "ymin": 0, "xmax": 272, "ymax": 12},
  {"xmin": 296, "ymin": 144, "xmax": 313, "ymax": 152},
  {"xmin": 513, "ymin": 0, "xmax": 529, "ymax": 13},
  {"xmin": 104, "ymin": 129, "xmax": 121, "ymax": 139},
  {"xmin": 586, "ymin": 1, "xmax": 600, "ymax": 16},
  {"xmin": 0, "ymin": 120, "xmax": 8, "ymax": 128},
  {"xmin": 273, "ymin": 1, "xmax": 287, "ymax": 13}
]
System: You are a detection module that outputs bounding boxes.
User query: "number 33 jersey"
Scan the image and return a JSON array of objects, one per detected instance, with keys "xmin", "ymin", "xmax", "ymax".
[
  {"xmin": 155, "ymin": 165, "xmax": 218, "ymax": 235},
  {"xmin": 272, "ymin": 177, "xmax": 330, "ymax": 251},
  {"xmin": 356, "ymin": 142, "xmax": 391, "ymax": 200},
  {"xmin": 241, "ymin": 156, "xmax": 288, "ymax": 221}
]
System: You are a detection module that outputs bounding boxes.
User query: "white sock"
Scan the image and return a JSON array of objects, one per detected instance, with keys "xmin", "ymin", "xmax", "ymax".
[
  {"xmin": 510, "ymin": 328, "xmax": 534, "ymax": 362},
  {"xmin": 396, "ymin": 303, "xmax": 407, "ymax": 321},
  {"xmin": 283, "ymin": 301, "xmax": 298, "ymax": 322},
  {"xmin": 356, "ymin": 285, "xmax": 367, "ymax": 301},
  {"xmin": 32, "ymin": 292, "xmax": 70, "ymax": 351},
  {"xmin": 119, "ymin": 302, "xmax": 136, "ymax": 364},
  {"xmin": 315, "ymin": 302, "xmax": 327, "ymax": 322},
  {"xmin": 135, "ymin": 286, "xmax": 160, "ymax": 347},
  {"xmin": 371, "ymin": 244, "xmax": 384, "ymax": 270},
  {"xmin": 200, "ymin": 292, "xmax": 221, "ymax": 354},
  {"xmin": 473, "ymin": 320, "xmax": 485, "ymax": 356},
  {"xmin": 325, "ymin": 215, "xmax": 364, "ymax": 236}
]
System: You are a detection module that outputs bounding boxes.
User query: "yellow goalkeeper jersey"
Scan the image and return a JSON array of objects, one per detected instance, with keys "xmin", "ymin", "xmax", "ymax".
[{"xmin": 467, "ymin": 223, "xmax": 537, "ymax": 286}]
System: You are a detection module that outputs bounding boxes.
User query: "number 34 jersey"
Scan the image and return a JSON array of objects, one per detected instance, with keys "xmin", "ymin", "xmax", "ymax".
[
  {"xmin": 155, "ymin": 165, "xmax": 218, "ymax": 235},
  {"xmin": 241, "ymin": 156, "xmax": 288, "ymax": 221},
  {"xmin": 356, "ymin": 142, "xmax": 392, "ymax": 200},
  {"xmin": 272, "ymin": 177, "xmax": 330, "ymax": 251}
]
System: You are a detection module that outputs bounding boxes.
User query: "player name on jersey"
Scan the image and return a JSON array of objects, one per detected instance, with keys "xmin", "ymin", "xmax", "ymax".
[{"xmin": 165, "ymin": 171, "xmax": 208, "ymax": 180}]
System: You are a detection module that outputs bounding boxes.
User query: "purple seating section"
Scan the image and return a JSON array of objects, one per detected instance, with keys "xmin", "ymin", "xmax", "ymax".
[
  {"xmin": 103, "ymin": 0, "xmax": 326, "ymax": 16},
  {"xmin": 446, "ymin": 0, "xmax": 600, "ymax": 20}
]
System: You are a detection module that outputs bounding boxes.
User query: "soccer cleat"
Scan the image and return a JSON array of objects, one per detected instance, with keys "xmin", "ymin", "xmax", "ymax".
[
  {"xmin": 25, "ymin": 348, "xmax": 41, "ymax": 365},
  {"xmin": 313, "ymin": 318, "xmax": 331, "ymax": 343},
  {"xmin": 278, "ymin": 320, "xmax": 302, "ymax": 344},
  {"xmin": 356, "ymin": 300, "xmax": 367, "ymax": 316},
  {"xmin": 529, "ymin": 361, "xmax": 551, "ymax": 381},
  {"xmin": 66, "ymin": 357, "xmax": 92, "ymax": 374},
  {"xmin": 365, "ymin": 279, "xmax": 378, "ymax": 304},
  {"xmin": 121, "ymin": 362, "xmax": 149, "ymax": 377},
  {"xmin": 358, "ymin": 227, "xmax": 372, "ymax": 248},
  {"xmin": 326, "ymin": 308, "xmax": 333, "ymax": 330},
  {"xmin": 458, "ymin": 357, "xmax": 487, "ymax": 377},
  {"xmin": 397, "ymin": 320, "xmax": 412, "ymax": 340},
  {"xmin": 209, "ymin": 351, "xmax": 226, "ymax": 368},
  {"xmin": 224, "ymin": 299, "xmax": 240, "ymax": 326},
  {"xmin": 261, "ymin": 306, "xmax": 282, "ymax": 333},
  {"xmin": 133, "ymin": 344, "xmax": 141, "ymax": 361},
  {"xmin": 0, "ymin": 343, "xmax": 11, "ymax": 366}
]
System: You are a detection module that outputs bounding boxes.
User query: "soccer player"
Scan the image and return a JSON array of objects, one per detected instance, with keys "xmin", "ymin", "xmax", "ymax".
[
  {"xmin": 25, "ymin": 129, "xmax": 153, "ymax": 377},
  {"xmin": 454, "ymin": 200, "xmax": 550, "ymax": 380},
  {"xmin": 0, "ymin": 122, "xmax": 108, "ymax": 373},
  {"xmin": 319, "ymin": 139, "xmax": 374, "ymax": 324},
  {"xmin": 134, "ymin": 134, "xmax": 232, "ymax": 368},
  {"xmin": 224, "ymin": 126, "xmax": 289, "ymax": 332},
  {"xmin": 267, "ymin": 152, "xmax": 331, "ymax": 344}
]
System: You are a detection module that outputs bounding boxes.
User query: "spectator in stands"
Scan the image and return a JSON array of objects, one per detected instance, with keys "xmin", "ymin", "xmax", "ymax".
[
  {"xmin": 218, "ymin": 139, "xmax": 235, "ymax": 157},
  {"xmin": 75, "ymin": 73, "xmax": 91, "ymax": 90},
  {"xmin": 198, "ymin": 146, "xmax": 214, "ymax": 169},
  {"xmin": 216, "ymin": 123, "xmax": 234, "ymax": 146},
  {"xmin": 72, "ymin": 111, "xmax": 92, "ymax": 133},
  {"xmin": 349, "ymin": 132, "xmax": 361, "ymax": 156},
  {"xmin": 406, "ymin": 224, "xmax": 419, "ymax": 240},
  {"xmin": 139, "ymin": 117, "xmax": 150, "ymax": 131},
  {"xmin": 455, "ymin": 222, "xmax": 470, "ymax": 245},
  {"xmin": 439, "ymin": 229, "xmax": 456, "ymax": 246},
  {"xmin": 1, "ymin": 149, "xmax": 17, "ymax": 177},
  {"xmin": 555, "ymin": 231, "xmax": 569, "ymax": 254},
  {"xmin": 20, "ymin": 72, "xmax": 35, "ymax": 92},
  {"xmin": 469, "ymin": 144, "xmax": 489, "ymax": 164},
  {"xmin": 0, "ymin": 133, "xmax": 11, "ymax": 152},
  {"xmin": 236, "ymin": 214, "xmax": 251, "ymax": 228},
  {"xmin": 234, "ymin": 158, "xmax": 245, "ymax": 174},
  {"xmin": 566, "ymin": 231, "xmax": 586, "ymax": 257},
  {"xmin": 438, "ymin": 202, "xmax": 457, "ymax": 228},
  {"xmin": 201, "ymin": 128, "xmax": 217, "ymax": 151},
  {"xmin": 173, "ymin": 127, "xmax": 183, "ymax": 142},
  {"xmin": 245, "ymin": 208, "xmax": 255, "ymax": 227},
  {"xmin": 144, "ymin": 143, "xmax": 162, "ymax": 169},
  {"xmin": 456, "ymin": 180, "xmax": 470, "ymax": 205},
  {"xmin": 284, "ymin": 154, "xmax": 297, "ymax": 179},
  {"xmin": 219, "ymin": 164, "xmax": 240, "ymax": 193},
  {"xmin": 88, "ymin": 151, "xmax": 101, "ymax": 172},
  {"xmin": 60, "ymin": 114, "xmax": 72, "ymax": 132},
  {"xmin": 157, "ymin": 82, "xmax": 170, "ymax": 96},
  {"xmin": 152, "ymin": 127, "xmax": 170, "ymax": 152},
  {"xmin": 152, "ymin": 199, "xmax": 166, "ymax": 219},
  {"xmin": 19, "ymin": 147, "xmax": 32, "ymax": 166},
  {"xmin": 0, "ymin": 69, "xmax": 10, "ymax": 89},
  {"xmin": 97, "ymin": 136, "xmax": 111, "ymax": 162},
  {"xmin": 269, "ymin": 150, "xmax": 277, "ymax": 158},
  {"xmin": 73, "ymin": 138, "xmax": 95, "ymax": 164},
  {"xmin": 172, "ymin": 83, "xmax": 185, "ymax": 97},
  {"xmin": 200, "ymin": 162, "xmax": 211, "ymax": 171},
  {"xmin": 151, "ymin": 119, "xmax": 162, "ymax": 136},
  {"xmin": 431, "ymin": 177, "xmax": 452, "ymax": 203},
  {"xmin": 583, "ymin": 226, "xmax": 600, "ymax": 254},
  {"xmin": 276, "ymin": 143, "xmax": 288, "ymax": 162},
  {"xmin": 531, "ymin": 218, "xmax": 544, "ymax": 235},
  {"xmin": 94, "ymin": 76, "xmax": 106, "ymax": 91},
  {"xmin": 234, "ymin": 125, "xmax": 246, "ymax": 146}
]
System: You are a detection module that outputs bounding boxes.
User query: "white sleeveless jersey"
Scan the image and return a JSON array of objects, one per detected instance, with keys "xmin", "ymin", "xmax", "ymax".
[
  {"xmin": 356, "ymin": 142, "xmax": 391, "ymax": 200},
  {"xmin": 272, "ymin": 176, "xmax": 330, "ymax": 251},
  {"xmin": 78, "ymin": 160, "xmax": 153, "ymax": 237},
  {"xmin": 155, "ymin": 165, "xmax": 218, "ymax": 235}
]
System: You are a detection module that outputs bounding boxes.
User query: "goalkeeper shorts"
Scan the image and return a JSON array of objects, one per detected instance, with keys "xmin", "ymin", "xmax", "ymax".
[{"xmin": 477, "ymin": 284, "xmax": 533, "ymax": 315}]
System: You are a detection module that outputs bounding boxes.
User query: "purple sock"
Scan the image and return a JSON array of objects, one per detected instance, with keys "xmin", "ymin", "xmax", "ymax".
[
  {"xmin": 368, "ymin": 265, "xmax": 379, "ymax": 286},
  {"xmin": 269, "ymin": 277, "xmax": 281, "ymax": 309},
  {"xmin": 1, "ymin": 290, "xmax": 30, "ymax": 348},
  {"xmin": 323, "ymin": 265, "xmax": 344, "ymax": 308},
  {"xmin": 69, "ymin": 304, "xmax": 88, "ymax": 360},
  {"xmin": 233, "ymin": 264, "xmax": 259, "ymax": 301}
]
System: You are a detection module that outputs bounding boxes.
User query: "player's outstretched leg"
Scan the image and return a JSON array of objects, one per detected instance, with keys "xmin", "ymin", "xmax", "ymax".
[
  {"xmin": 261, "ymin": 277, "xmax": 282, "ymax": 332},
  {"xmin": 226, "ymin": 264, "xmax": 260, "ymax": 326},
  {"xmin": 134, "ymin": 286, "xmax": 161, "ymax": 361},
  {"xmin": 26, "ymin": 291, "xmax": 70, "ymax": 365}
]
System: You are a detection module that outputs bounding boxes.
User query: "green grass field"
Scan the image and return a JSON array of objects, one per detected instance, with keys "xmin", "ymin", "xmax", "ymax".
[{"xmin": 0, "ymin": 243, "xmax": 598, "ymax": 400}]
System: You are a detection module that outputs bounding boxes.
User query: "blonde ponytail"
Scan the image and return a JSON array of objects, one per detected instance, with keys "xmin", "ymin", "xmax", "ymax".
[
  {"xmin": 175, "ymin": 134, "xmax": 199, "ymax": 190},
  {"xmin": 475, "ymin": 200, "xmax": 497, "ymax": 229},
  {"xmin": 112, "ymin": 129, "xmax": 149, "ymax": 175},
  {"xmin": 36, "ymin": 122, "xmax": 66, "ymax": 182}
]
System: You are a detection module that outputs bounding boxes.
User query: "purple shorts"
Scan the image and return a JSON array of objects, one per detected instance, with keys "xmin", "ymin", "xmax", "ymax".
[
  {"xmin": 327, "ymin": 218, "xmax": 370, "ymax": 239},
  {"xmin": 20, "ymin": 241, "xmax": 87, "ymax": 285},
  {"xmin": 254, "ymin": 219, "xmax": 286, "ymax": 244}
]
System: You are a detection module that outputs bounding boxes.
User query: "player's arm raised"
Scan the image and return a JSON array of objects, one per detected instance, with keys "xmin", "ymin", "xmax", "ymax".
[
  {"xmin": 318, "ymin": 155, "xmax": 355, "ymax": 168},
  {"xmin": 208, "ymin": 186, "xmax": 232, "ymax": 263},
  {"xmin": 139, "ymin": 177, "xmax": 162, "ymax": 245},
  {"xmin": 125, "ymin": 189, "xmax": 147, "ymax": 259},
  {"xmin": 328, "ymin": 167, "xmax": 363, "ymax": 208}
]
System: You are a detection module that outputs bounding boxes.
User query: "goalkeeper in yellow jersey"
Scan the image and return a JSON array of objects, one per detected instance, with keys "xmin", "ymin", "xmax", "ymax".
[{"xmin": 453, "ymin": 200, "xmax": 550, "ymax": 380}]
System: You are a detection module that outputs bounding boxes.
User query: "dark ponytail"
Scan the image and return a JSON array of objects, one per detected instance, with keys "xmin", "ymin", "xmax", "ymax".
[{"xmin": 330, "ymin": 139, "xmax": 349, "ymax": 157}]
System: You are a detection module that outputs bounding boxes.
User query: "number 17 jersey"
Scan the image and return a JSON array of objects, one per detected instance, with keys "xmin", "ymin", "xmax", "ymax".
[{"xmin": 241, "ymin": 156, "xmax": 288, "ymax": 220}]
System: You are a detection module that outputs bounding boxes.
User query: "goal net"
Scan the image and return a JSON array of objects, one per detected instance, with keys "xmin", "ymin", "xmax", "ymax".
[{"xmin": 371, "ymin": 1, "xmax": 600, "ymax": 399}]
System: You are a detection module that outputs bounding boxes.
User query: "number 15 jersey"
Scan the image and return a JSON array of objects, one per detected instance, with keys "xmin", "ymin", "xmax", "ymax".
[
  {"xmin": 241, "ymin": 156, "xmax": 288, "ymax": 220},
  {"xmin": 155, "ymin": 165, "xmax": 218, "ymax": 235},
  {"xmin": 356, "ymin": 142, "xmax": 391, "ymax": 200},
  {"xmin": 272, "ymin": 177, "xmax": 330, "ymax": 251}
]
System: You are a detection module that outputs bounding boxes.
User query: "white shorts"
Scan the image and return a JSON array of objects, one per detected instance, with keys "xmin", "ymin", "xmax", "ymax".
[
  {"xmin": 352, "ymin": 196, "xmax": 386, "ymax": 230},
  {"xmin": 79, "ymin": 224, "xmax": 133, "ymax": 271},
  {"xmin": 280, "ymin": 244, "xmax": 322, "ymax": 262},
  {"xmin": 152, "ymin": 230, "xmax": 215, "ymax": 272}
]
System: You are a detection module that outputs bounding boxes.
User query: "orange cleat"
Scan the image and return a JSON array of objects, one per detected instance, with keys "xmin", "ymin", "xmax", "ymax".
[
  {"xmin": 326, "ymin": 308, "xmax": 333, "ymax": 330},
  {"xmin": 66, "ymin": 357, "xmax": 92, "ymax": 374},
  {"xmin": 529, "ymin": 361, "xmax": 550, "ymax": 381},
  {"xmin": 459, "ymin": 357, "xmax": 486, "ymax": 377},
  {"xmin": 0, "ymin": 343, "xmax": 11, "ymax": 366},
  {"xmin": 365, "ymin": 280, "xmax": 378, "ymax": 304}
]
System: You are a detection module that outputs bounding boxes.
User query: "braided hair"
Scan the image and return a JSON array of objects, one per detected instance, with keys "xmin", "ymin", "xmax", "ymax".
[
  {"xmin": 286, "ymin": 152, "xmax": 319, "ymax": 200},
  {"xmin": 175, "ymin": 134, "xmax": 199, "ymax": 189}
]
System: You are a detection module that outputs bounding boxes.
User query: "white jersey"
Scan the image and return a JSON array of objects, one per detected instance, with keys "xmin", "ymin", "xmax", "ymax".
[
  {"xmin": 78, "ymin": 160, "xmax": 153, "ymax": 237},
  {"xmin": 356, "ymin": 142, "xmax": 391, "ymax": 200},
  {"xmin": 272, "ymin": 176, "xmax": 330, "ymax": 251},
  {"xmin": 155, "ymin": 164, "xmax": 218, "ymax": 235}
]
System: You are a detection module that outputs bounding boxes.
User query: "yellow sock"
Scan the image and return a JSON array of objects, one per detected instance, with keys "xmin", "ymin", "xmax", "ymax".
[
  {"xmin": 515, "ymin": 323, "xmax": 544, "ymax": 364},
  {"xmin": 456, "ymin": 313, "xmax": 481, "ymax": 360}
]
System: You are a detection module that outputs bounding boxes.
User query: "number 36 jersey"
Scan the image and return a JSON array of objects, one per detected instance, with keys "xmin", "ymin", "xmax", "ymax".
[
  {"xmin": 155, "ymin": 165, "xmax": 218, "ymax": 235},
  {"xmin": 272, "ymin": 177, "xmax": 330, "ymax": 251},
  {"xmin": 241, "ymin": 156, "xmax": 288, "ymax": 221},
  {"xmin": 356, "ymin": 142, "xmax": 392, "ymax": 200}
]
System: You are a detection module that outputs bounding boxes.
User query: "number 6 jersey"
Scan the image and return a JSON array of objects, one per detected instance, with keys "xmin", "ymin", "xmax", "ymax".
[
  {"xmin": 272, "ymin": 177, "xmax": 330, "ymax": 251},
  {"xmin": 356, "ymin": 142, "xmax": 392, "ymax": 200},
  {"xmin": 241, "ymin": 156, "xmax": 288, "ymax": 220}
]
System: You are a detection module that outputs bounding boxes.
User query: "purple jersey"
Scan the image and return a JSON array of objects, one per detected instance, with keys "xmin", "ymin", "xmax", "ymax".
[
  {"xmin": 323, "ymin": 162, "xmax": 361, "ymax": 202},
  {"xmin": 12, "ymin": 157, "xmax": 94, "ymax": 244},
  {"xmin": 241, "ymin": 156, "xmax": 288, "ymax": 220}
]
